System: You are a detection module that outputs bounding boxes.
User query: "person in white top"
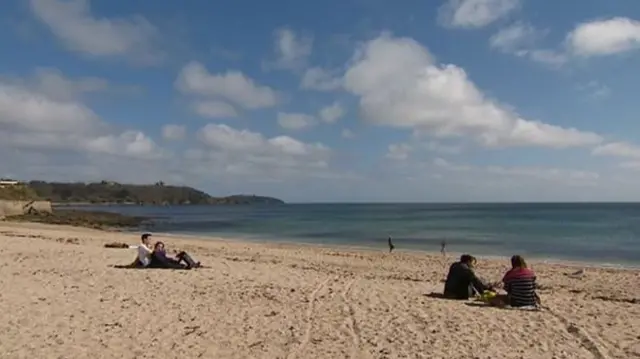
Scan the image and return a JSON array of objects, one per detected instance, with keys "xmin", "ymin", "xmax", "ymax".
[{"xmin": 136, "ymin": 233, "xmax": 153, "ymax": 267}]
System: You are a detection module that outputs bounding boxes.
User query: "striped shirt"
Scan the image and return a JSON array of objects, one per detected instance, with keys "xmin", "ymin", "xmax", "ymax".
[{"xmin": 502, "ymin": 268, "xmax": 537, "ymax": 307}]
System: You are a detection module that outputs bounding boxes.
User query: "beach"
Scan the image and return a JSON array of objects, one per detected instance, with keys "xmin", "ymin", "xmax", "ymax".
[{"xmin": 0, "ymin": 221, "xmax": 638, "ymax": 359}]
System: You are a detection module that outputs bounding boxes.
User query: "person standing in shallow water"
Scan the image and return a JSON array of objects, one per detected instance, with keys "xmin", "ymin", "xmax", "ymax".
[
  {"xmin": 440, "ymin": 240, "xmax": 446, "ymax": 256},
  {"xmin": 388, "ymin": 236, "xmax": 395, "ymax": 253}
]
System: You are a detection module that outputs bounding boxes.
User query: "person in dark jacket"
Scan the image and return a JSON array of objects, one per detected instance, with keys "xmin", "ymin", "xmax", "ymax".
[
  {"xmin": 443, "ymin": 254, "xmax": 489, "ymax": 299},
  {"xmin": 149, "ymin": 242, "xmax": 200, "ymax": 269}
]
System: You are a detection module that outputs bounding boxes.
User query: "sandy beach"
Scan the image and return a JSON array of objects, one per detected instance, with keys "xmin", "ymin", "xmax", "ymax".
[{"xmin": 0, "ymin": 222, "xmax": 638, "ymax": 359}]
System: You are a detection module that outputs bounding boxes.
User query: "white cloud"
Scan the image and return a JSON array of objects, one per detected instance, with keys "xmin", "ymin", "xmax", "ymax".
[
  {"xmin": 191, "ymin": 100, "xmax": 238, "ymax": 118},
  {"xmin": 577, "ymin": 81, "xmax": 611, "ymax": 99},
  {"xmin": 618, "ymin": 161, "xmax": 640, "ymax": 170},
  {"xmin": 176, "ymin": 61, "xmax": 278, "ymax": 109},
  {"xmin": 386, "ymin": 144, "xmax": 412, "ymax": 160},
  {"xmin": 593, "ymin": 142, "xmax": 640, "ymax": 159},
  {"xmin": 343, "ymin": 33, "xmax": 602, "ymax": 148},
  {"xmin": 433, "ymin": 158, "xmax": 599, "ymax": 184},
  {"xmin": 277, "ymin": 112, "xmax": 316, "ymax": 130},
  {"xmin": 162, "ymin": 124, "xmax": 186, "ymax": 141},
  {"xmin": 489, "ymin": 23, "xmax": 567, "ymax": 67},
  {"xmin": 300, "ymin": 67, "xmax": 343, "ymax": 91},
  {"xmin": 197, "ymin": 123, "xmax": 330, "ymax": 173},
  {"xmin": 489, "ymin": 22, "xmax": 537, "ymax": 52},
  {"xmin": 438, "ymin": 0, "xmax": 521, "ymax": 29},
  {"xmin": 341, "ymin": 129, "xmax": 355, "ymax": 139},
  {"xmin": 29, "ymin": 0, "xmax": 161, "ymax": 63},
  {"xmin": 567, "ymin": 17, "xmax": 640, "ymax": 57},
  {"xmin": 267, "ymin": 27, "xmax": 312, "ymax": 71},
  {"xmin": 84, "ymin": 131, "xmax": 163, "ymax": 160},
  {"xmin": 0, "ymin": 67, "xmax": 142, "ymax": 102},
  {"xmin": 425, "ymin": 141, "xmax": 463, "ymax": 154},
  {"xmin": 318, "ymin": 102, "xmax": 345, "ymax": 123},
  {"xmin": 433, "ymin": 157, "xmax": 471, "ymax": 171},
  {"xmin": 0, "ymin": 83, "xmax": 100, "ymax": 134},
  {"xmin": 527, "ymin": 49, "xmax": 567, "ymax": 66},
  {"xmin": 0, "ymin": 75, "xmax": 161, "ymax": 160},
  {"xmin": 484, "ymin": 165, "xmax": 599, "ymax": 183},
  {"xmin": 27, "ymin": 67, "xmax": 107, "ymax": 100}
]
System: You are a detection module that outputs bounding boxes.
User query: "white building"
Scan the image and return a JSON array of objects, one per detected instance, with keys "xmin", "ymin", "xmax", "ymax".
[{"xmin": 0, "ymin": 179, "xmax": 20, "ymax": 187}]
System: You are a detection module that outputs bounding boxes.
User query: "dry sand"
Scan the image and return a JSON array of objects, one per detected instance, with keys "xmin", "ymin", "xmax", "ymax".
[{"xmin": 0, "ymin": 221, "xmax": 639, "ymax": 359}]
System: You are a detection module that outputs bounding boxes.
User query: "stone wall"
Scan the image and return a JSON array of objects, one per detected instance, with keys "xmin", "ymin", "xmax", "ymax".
[{"xmin": 0, "ymin": 200, "xmax": 53, "ymax": 219}]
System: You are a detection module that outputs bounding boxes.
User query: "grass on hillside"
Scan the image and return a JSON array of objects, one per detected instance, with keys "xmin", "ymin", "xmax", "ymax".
[{"xmin": 0, "ymin": 185, "xmax": 41, "ymax": 201}]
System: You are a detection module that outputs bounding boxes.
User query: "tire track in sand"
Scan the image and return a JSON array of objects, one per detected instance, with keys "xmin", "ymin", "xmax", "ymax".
[
  {"xmin": 340, "ymin": 276, "xmax": 369, "ymax": 359},
  {"xmin": 543, "ymin": 306, "xmax": 611, "ymax": 359},
  {"xmin": 287, "ymin": 276, "xmax": 332, "ymax": 359}
]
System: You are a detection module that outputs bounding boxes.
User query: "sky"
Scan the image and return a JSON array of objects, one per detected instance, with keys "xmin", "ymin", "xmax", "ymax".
[{"xmin": 2, "ymin": 0, "xmax": 640, "ymax": 202}]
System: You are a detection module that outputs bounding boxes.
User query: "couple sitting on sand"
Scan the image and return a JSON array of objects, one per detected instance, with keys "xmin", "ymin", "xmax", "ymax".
[
  {"xmin": 443, "ymin": 254, "xmax": 540, "ymax": 308},
  {"xmin": 134, "ymin": 233, "xmax": 200, "ymax": 270}
]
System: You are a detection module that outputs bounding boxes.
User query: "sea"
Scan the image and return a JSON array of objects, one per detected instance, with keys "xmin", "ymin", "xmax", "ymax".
[{"xmin": 72, "ymin": 203, "xmax": 640, "ymax": 267}]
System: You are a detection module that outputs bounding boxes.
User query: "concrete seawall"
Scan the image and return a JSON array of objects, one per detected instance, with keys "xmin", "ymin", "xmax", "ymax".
[{"xmin": 0, "ymin": 200, "xmax": 53, "ymax": 219}]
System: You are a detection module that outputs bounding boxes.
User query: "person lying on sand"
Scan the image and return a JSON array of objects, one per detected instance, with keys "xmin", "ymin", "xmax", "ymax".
[
  {"xmin": 149, "ymin": 241, "xmax": 200, "ymax": 270},
  {"xmin": 443, "ymin": 254, "xmax": 491, "ymax": 299},
  {"xmin": 486, "ymin": 255, "xmax": 540, "ymax": 308}
]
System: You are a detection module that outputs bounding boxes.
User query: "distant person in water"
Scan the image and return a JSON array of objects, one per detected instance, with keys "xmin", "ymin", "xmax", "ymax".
[
  {"xmin": 388, "ymin": 236, "xmax": 395, "ymax": 253},
  {"xmin": 440, "ymin": 240, "xmax": 446, "ymax": 256}
]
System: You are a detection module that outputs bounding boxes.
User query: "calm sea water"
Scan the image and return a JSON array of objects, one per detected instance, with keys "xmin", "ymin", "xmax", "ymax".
[{"xmin": 74, "ymin": 203, "xmax": 640, "ymax": 266}]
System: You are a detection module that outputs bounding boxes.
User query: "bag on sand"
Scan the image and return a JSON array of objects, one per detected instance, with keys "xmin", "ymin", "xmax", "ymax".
[{"xmin": 479, "ymin": 290, "xmax": 497, "ymax": 302}]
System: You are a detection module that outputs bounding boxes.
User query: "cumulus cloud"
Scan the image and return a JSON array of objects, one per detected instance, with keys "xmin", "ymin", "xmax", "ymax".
[
  {"xmin": 592, "ymin": 142, "xmax": 640, "ymax": 159},
  {"xmin": 0, "ymin": 67, "xmax": 142, "ymax": 102},
  {"xmin": 190, "ymin": 100, "xmax": 238, "ymax": 119},
  {"xmin": 577, "ymin": 81, "xmax": 611, "ymax": 99},
  {"xmin": 433, "ymin": 158, "xmax": 599, "ymax": 185},
  {"xmin": 438, "ymin": 0, "xmax": 521, "ymax": 29},
  {"xmin": 341, "ymin": 129, "xmax": 355, "ymax": 139},
  {"xmin": 343, "ymin": 33, "xmax": 602, "ymax": 148},
  {"xmin": 29, "ymin": 0, "xmax": 161, "ymax": 64},
  {"xmin": 489, "ymin": 22, "xmax": 538, "ymax": 52},
  {"xmin": 386, "ymin": 144, "xmax": 412, "ymax": 160},
  {"xmin": 266, "ymin": 27, "xmax": 313, "ymax": 71},
  {"xmin": 0, "ymin": 77, "xmax": 161, "ymax": 160},
  {"xmin": 300, "ymin": 67, "xmax": 343, "ymax": 91},
  {"xmin": 162, "ymin": 124, "xmax": 186, "ymax": 141},
  {"xmin": 84, "ymin": 131, "xmax": 163, "ymax": 160},
  {"xmin": 567, "ymin": 17, "xmax": 640, "ymax": 56},
  {"xmin": 277, "ymin": 112, "xmax": 316, "ymax": 130},
  {"xmin": 318, "ymin": 102, "xmax": 345, "ymax": 123},
  {"xmin": 526, "ymin": 49, "xmax": 567, "ymax": 67},
  {"xmin": 176, "ymin": 61, "xmax": 278, "ymax": 110},
  {"xmin": 196, "ymin": 123, "xmax": 330, "ymax": 175},
  {"xmin": 489, "ymin": 23, "xmax": 567, "ymax": 67}
]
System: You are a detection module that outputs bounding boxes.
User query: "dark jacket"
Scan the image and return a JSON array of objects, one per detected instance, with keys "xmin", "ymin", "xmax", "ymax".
[
  {"xmin": 443, "ymin": 261, "xmax": 488, "ymax": 299},
  {"xmin": 149, "ymin": 250, "xmax": 186, "ymax": 269}
]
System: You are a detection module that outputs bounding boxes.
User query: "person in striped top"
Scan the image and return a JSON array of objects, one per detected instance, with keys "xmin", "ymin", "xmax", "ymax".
[{"xmin": 502, "ymin": 255, "xmax": 540, "ymax": 307}]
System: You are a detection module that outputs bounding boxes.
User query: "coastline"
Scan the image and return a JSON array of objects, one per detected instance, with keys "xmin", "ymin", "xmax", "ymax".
[
  {"xmin": 145, "ymin": 230, "xmax": 640, "ymax": 270},
  {"xmin": 1, "ymin": 220, "xmax": 639, "ymax": 358}
]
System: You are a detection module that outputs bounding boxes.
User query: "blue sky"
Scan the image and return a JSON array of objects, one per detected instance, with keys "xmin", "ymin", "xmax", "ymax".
[{"xmin": 2, "ymin": 0, "xmax": 640, "ymax": 202}]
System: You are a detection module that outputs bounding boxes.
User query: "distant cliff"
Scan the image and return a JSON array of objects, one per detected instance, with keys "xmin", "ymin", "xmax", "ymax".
[{"xmin": 27, "ymin": 181, "xmax": 285, "ymax": 205}]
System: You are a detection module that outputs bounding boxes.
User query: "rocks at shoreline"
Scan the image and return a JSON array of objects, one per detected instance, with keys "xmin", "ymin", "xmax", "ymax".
[{"xmin": 4, "ymin": 209, "xmax": 148, "ymax": 230}]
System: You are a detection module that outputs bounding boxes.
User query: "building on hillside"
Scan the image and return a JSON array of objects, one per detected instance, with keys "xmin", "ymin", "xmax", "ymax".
[{"xmin": 0, "ymin": 179, "xmax": 20, "ymax": 187}]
